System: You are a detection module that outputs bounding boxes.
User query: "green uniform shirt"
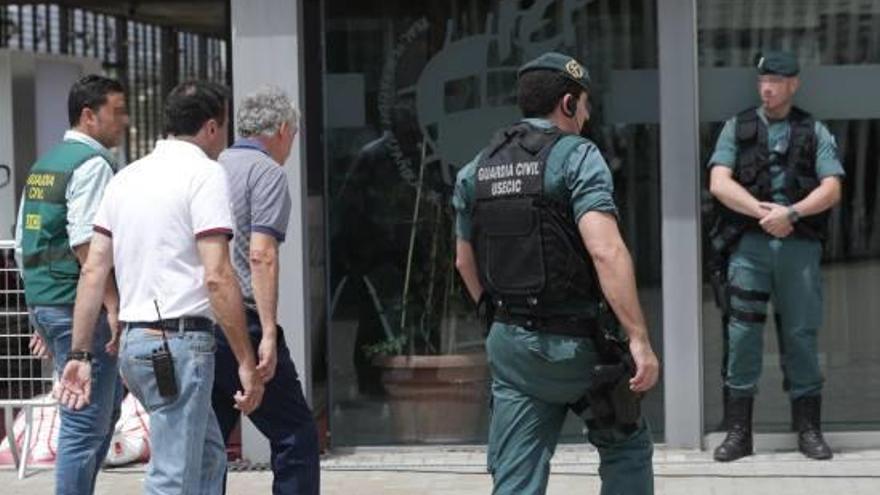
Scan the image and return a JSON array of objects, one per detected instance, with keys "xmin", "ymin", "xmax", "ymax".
[
  {"xmin": 453, "ymin": 118, "xmax": 617, "ymax": 241},
  {"xmin": 708, "ymin": 107, "xmax": 845, "ymax": 204}
]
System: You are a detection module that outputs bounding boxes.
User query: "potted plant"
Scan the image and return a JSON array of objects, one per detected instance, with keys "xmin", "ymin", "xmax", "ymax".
[{"xmin": 357, "ymin": 142, "xmax": 490, "ymax": 444}]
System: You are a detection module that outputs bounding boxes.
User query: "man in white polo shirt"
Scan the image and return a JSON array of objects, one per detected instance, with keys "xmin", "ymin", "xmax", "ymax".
[{"xmin": 58, "ymin": 80, "xmax": 264, "ymax": 494}]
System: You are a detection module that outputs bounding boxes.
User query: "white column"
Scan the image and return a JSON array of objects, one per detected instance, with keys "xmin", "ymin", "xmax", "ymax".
[
  {"xmin": 230, "ymin": 0, "xmax": 311, "ymax": 462},
  {"xmin": 658, "ymin": 0, "xmax": 704, "ymax": 448}
]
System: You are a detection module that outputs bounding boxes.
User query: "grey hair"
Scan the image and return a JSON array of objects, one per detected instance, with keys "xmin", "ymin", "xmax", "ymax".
[{"xmin": 235, "ymin": 86, "xmax": 299, "ymax": 138}]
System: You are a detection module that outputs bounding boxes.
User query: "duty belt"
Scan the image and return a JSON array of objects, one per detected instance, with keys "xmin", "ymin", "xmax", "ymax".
[{"xmin": 495, "ymin": 309, "xmax": 599, "ymax": 338}]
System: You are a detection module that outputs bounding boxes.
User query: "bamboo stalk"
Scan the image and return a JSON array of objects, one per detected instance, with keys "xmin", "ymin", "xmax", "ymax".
[
  {"xmin": 400, "ymin": 140, "xmax": 428, "ymax": 355},
  {"xmin": 441, "ymin": 221, "xmax": 457, "ymax": 354},
  {"xmin": 422, "ymin": 201, "xmax": 442, "ymax": 354}
]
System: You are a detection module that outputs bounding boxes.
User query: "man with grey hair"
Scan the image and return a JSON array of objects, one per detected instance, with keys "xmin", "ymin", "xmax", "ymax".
[{"xmin": 211, "ymin": 86, "xmax": 319, "ymax": 494}]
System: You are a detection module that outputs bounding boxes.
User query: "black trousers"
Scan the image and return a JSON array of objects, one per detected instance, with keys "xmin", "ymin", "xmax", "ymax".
[{"xmin": 211, "ymin": 311, "xmax": 320, "ymax": 495}]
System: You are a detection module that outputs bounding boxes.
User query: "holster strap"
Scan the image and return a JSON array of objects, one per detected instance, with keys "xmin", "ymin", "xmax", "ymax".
[
  {"xmin": 729, "ymin": 285, "xmax": 770, "ymax": 302},
  {"xmin": 729, "ymin": 308, "xmax": 767, "ymax": 323}
]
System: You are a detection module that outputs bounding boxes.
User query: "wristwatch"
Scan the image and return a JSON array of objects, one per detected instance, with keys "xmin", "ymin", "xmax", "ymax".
[
  {"xmin": 786, "ymin": 206, "xmax": 800, "ymax": 224},
  {"xmin": 66, "ymin": 350, "xmax": 93, "ymax": 363}
]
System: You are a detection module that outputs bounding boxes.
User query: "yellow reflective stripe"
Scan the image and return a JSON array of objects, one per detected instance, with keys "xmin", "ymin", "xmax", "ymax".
[{"xmin": 24, "ymin": 214, "xmax": 41, "ymax": 230}]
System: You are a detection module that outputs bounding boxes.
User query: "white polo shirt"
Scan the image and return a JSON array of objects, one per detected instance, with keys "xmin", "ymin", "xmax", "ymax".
[{"xmin": 93, "ymin": 139, "xmax": 233, "ymax": 322}]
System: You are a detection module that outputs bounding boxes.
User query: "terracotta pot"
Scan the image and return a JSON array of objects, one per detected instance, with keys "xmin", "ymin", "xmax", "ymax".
[{"xmin": 373, "ymin": 353, "xmax": 489, "ymax": 443}]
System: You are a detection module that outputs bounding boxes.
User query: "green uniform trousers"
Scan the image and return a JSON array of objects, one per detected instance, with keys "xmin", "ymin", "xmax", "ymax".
[
  {"xmin": 486, "ymin": 323, "xmax": 653, "ymax": 495},
  {"xmin": 726, "ymin": 232, "xmax": 825, "ymax": 399}
]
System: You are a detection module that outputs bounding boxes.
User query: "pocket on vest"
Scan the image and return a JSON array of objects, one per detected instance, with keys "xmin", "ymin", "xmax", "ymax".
[{"xmin": 480, "ymin": 200, "xmax": 546, "ymax": 295}]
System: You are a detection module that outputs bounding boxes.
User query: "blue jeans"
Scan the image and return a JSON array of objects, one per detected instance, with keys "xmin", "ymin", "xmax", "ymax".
[
  {"xmin": 29, "ymin": 305, "xmax": 123, "ymax": 495},
  {"xmin": 120, "ymin": 324, "xmax": 226, "ymax": 495},
  {"xmin": 212, "ymin": 311, "xmax": 320, "ymax": 495}
]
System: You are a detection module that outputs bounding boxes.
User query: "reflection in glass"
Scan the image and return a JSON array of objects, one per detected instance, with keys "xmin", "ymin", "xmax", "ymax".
[{"xmin": 324, "ymin": 0, "xmax": 663, "ymax": 446}]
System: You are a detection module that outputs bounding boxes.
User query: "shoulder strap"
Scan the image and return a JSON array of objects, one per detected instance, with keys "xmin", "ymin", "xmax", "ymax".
[
  {"xmin": 786, "ymin": 106, "xmax": 817, "ymax": 174},
  {"xmin": 735, "ymin": 108, "xmax": 759, "ymax": 143},
  {"xmin": 486, "ymin": 123, "xmax": 528, "ymax": 158},
  {"xmin": 520, "ymin": 126, "xmax": 560, "ymax": 156},
  {"xmin": 789, "ymin": 105, "xmax": 813, "ymax": 122},
  {"xmin": 487, "ymin": 122, "xmax": 562, "ymax": 158},
  {"xmin": 788, "ymin": 106, "xmax": 815, "ymax": 142}
]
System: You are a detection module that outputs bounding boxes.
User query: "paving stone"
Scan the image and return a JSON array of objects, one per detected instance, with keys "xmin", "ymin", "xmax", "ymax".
[{"xmin": 3, "ymin": 446, "xmax": 880, "ymax": 494}]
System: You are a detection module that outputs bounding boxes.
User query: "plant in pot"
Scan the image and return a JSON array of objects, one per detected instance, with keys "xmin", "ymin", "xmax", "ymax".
[{"xmin": 359, "ymin": 143, "xmax": 489, "ymax": 444}]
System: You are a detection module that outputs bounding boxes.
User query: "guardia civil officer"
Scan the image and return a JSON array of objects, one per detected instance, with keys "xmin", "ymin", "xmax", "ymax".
[
  {"xmin": 14, "ymin": 75, "xmax": 127, "ymax": 495},
  {"xmin": 454, "ymin": 52, "xmax": 660, "ymax": 495},
  {"xmin": 708, "ymin": 51, "xmax": 843, "ymax": 462}
]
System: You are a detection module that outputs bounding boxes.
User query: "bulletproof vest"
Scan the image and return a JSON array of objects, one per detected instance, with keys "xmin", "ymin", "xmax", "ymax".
[
  {"xmin": 471, "ymin": 122, "xmax": 599, "ymax": 335},
  {"xmin": 716, "ymin": 106, "xmax": 828, "ymax": 245}
]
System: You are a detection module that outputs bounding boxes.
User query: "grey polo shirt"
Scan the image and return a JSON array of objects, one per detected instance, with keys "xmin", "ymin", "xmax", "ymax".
[{"xmin": 217, "ymin": 138, "xmax": 292, "ymax": 310}]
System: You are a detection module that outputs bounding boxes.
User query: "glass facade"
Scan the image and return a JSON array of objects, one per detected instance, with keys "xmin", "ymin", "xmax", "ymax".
[
  {"xmin": 699, "ymin": 0, "xmax": 880, "ymax": 433},
  {"xmin": 322, "ymin": 0, "xmax": 664, "ymax": 446}
]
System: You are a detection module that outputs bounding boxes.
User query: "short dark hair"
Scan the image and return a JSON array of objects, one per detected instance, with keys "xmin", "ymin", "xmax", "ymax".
[
  {"xmin": 67, "ymin": 75, "xmax": 125, "ymax": 126},
  {"xmin": 163, "ymin": 80, "xmax": 230, "ymax": 136},
  {"xmin": 517, "ymin": 70, "xmax": 586, "ymax": 118}
]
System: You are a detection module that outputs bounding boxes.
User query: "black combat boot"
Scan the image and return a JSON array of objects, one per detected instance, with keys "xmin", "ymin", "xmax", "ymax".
[
  {"xmin": 713, "ymin": 396, "xmax": 754, "ymax": 462},
  {"xmin": 792, "ymin": 395, "xmax": 833, "ymax": 460}
]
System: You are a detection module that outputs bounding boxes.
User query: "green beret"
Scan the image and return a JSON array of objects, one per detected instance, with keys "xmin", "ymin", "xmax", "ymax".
[
  {"xmin": 517, "ymin": 52, "xmax": 591, "ymax": 90},
  {"xmin": 755, "ymin": 51, "xmax": 799, "ymax": 77}
]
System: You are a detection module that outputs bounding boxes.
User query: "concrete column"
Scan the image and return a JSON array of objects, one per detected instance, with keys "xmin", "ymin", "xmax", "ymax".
[
  {"xmin": 658, "ymin": 0, "xmax": 704, "ymax": 448},
  {"xmin": 230, "ymin": 0, "xmax": 311, "ymax": 462}
]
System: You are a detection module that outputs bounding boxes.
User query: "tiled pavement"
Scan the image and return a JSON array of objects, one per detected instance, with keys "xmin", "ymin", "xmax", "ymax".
[{"xmin": 3, "ymin": 445, "xmax": 880, "ymax": 494}]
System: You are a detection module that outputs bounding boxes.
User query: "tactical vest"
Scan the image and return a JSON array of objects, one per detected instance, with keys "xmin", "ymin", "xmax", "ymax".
[
  {"xmin": 20, "ymin": 140, "xmax": 113, "ymax": 305},
  {"xmin": 712, "ymin": 106, "xmax": 828, "ymax": 257},
  {"xmin": 471, "ymin": 122, "xmax": 599, "ymax": 337}
]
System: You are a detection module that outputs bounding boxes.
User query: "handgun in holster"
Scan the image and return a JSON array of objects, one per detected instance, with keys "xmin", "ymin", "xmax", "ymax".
[
  {"xmin": 589, "ymin": 334, "xmax": 642, "ymax": 432},
  {"xmin": 571, "ymin": 305, "xmax": 643, "ymax": 433},
  {"xmin": 709, "ymin": 266, "xmax": 731, "ymax": 316},
  {"xmin": 706, "ymin": 215, "xmax": 742, "ymax": 316}
]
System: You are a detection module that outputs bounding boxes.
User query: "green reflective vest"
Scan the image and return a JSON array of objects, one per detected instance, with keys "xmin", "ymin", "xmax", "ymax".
[{"xmin": 20, "ymin": 140, "xmax": 113, "ymax": 305}]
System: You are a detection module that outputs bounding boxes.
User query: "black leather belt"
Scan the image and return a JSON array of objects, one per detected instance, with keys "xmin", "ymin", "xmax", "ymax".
[
  {"xmin": 495, "ymin": 312, "xmax": 599, "ymax": 338},
  {"xmin": 126, "ymin": 316, "xmax": 214, "ymax": 332}
]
